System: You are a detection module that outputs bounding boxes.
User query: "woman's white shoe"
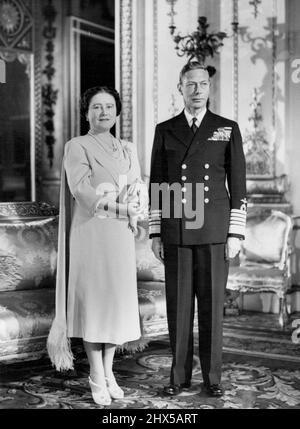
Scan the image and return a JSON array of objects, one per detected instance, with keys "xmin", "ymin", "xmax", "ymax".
[
  {"xmin": 88, "ymin": 376, "xmax": 112, "ymax": 406},
  {"xmin": 105, "ymin": 375, "xmax": 124, "ymax": 399}
]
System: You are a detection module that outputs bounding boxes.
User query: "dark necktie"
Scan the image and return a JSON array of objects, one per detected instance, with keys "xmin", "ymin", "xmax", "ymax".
[{"xmin": 191, "ymin": 117, "xmax": 198, "ymax": 134}]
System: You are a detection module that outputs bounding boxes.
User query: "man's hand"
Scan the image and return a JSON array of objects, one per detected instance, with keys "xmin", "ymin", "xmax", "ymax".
[
  {"xmin": 152, "ymin": 237, "xmax": 164, "ymax": 264},
  {"xmin": 225, "ymin": 237, "xmax": 242, "ymax": 260}
]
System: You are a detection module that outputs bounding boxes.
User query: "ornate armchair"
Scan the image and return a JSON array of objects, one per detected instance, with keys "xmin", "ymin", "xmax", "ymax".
[{"xmin": 226, "ymin": 210, "xmax": 294, "ymax": 327}]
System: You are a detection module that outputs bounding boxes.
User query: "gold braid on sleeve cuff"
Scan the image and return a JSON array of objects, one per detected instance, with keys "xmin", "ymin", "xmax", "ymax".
[
  {"xmin": 228, "ymin": 208, "xmax": 247, "ymax": 237},
  {"xmin": 149, "ymin": 209, "xmax": 162, "ymax": 236}
]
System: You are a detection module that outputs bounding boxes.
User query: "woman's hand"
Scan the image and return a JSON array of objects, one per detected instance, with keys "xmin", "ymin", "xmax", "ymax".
[
  {"xmin": 111, "ymin": 202, "xmax": 143, "ymax": 219},
  {"xmin": 126, "ymin": 202, "xmax": 143, "ymax": 235},
  {"xmin": 127, "ymin": 202, "xmax": 143, "ymax": 218}
]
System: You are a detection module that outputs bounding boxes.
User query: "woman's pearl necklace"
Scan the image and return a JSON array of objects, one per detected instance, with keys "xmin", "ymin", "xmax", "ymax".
[{"xmin": 88, "ymin": 131, "xmax": 121, "ymax": 158}]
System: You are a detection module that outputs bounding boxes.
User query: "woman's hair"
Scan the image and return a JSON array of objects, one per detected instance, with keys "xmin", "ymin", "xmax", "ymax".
[{"xmin": 80, "ymin": 86, "xmax": 122, "ymax": 117}]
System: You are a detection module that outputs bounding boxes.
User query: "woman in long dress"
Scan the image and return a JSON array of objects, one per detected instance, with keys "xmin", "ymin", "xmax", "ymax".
[{"xmin": 47, "ymin": 86, "xmax": 148, "ymax": 406}]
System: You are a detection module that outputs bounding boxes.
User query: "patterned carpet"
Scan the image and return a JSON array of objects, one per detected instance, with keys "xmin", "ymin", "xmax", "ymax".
[
  {"xmin": 1, "ymin": 329, "xmax": 300, "ymax": 410},
  {"xmin": 223, "ymin": 312, "xmax": 300, "ymax": 361}
]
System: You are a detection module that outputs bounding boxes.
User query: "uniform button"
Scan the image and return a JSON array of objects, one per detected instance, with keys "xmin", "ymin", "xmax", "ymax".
[
  {"xmin": 205, "ymin": 163, "xmax": 210, "ymax": 169},
  {"xmin": 182, "ymin": 187, "xmax": 187, "ymax": 193},
  {"xmin": 182, "ymin": 176, "xmax": 187, "ymax": 181},
  {"xmin": 204, "ymin": 198, "xmax": 210, "ymax": 204},
  {"xmin": 182, "ymin": 164, "xmax": 187, "ymax": 169},
  {"xmin": 182, "ymin": 199, "xmax": 187, "ymax": 204},
  {"xmin": 204, "ymin": 186, "xmax": 209, "ymax": 192},
  {"xmin": 204, "ymin": 175, "xmax": 209, "ymax": 181}
]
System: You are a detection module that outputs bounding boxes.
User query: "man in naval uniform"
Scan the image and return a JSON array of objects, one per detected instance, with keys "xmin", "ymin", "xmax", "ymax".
[{"xmin": 149, "ymin": 61, "xmax": 247, "ymax": 397}]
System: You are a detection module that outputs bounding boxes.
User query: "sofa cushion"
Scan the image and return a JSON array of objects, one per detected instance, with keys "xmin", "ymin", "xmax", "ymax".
[
  {"xmin": 135, "ymin": 222, "xmax": 165, "ymax": 282},
  {"xmin": 227, "ymin": 265, "xmax": 288, "ymax": 296},
  {"xmin": 0, "ymin": 289, "xmax": 55, "ymax": 360},
  {"xmin": 242, "ymin": 211, "xmax": 291, "ymax": 266},
  {"xmin": 0, "ymin": 216, "xmax": 58, "ymax": 292}
]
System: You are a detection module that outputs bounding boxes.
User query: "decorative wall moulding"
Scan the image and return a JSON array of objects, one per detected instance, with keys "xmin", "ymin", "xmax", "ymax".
[
  {"xmin": 41, "ymin": 0, "xmax": 58, "ymax": 168},
  {"xmin": 243, "ymin": 88, "xmax": 273, "ymax": 179},
  {"xmin": 166, "ymin": 0, "xmax": 177, "ymax": 36},
  {"xmin": 232, "ymin": 0, "xmax": 239, "ymax": 122},
  {"xmin": 0, "ymin": 0, "xmax": 34, "ymax": 51},
  {"xmin": 231, "ymin": 0, "xmax": 281, "ymax": 199},
  {"xmin": 119, "ymin": 0, "xmax": 133, "ymax": 141},
  {"xmin": 153, "ymin": 0, "xmax": 158, "ymax": 126},
  {"xmin": 168, "ymin": 93, "xmax": 179, "ymax": 118}
]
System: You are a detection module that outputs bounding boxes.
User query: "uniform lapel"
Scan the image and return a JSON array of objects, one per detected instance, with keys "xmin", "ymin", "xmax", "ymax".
[
  {"xmin": 169, "ymin": 111, "xmax": 194, "ymax": 148},
  {"xmin": 185, "ymin": 110, "xmax": 217, "ymax": 159}
]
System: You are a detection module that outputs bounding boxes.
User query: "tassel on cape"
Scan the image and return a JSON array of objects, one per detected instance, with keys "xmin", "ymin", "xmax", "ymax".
[
  {"xmin": 47, "ymin": 318, "xmax": 74, "ymax": 371},
  {"xmin": 47, "ymin": 161, "xmax": 75, "ymax": 371}
]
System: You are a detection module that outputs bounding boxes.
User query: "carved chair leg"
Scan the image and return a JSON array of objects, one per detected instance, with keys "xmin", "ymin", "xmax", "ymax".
[
  {"xmin": 241, "ymin": 292, "xmax": 244, "ymax": 310},
  {"xmin": 224, "ymin": 289, "xmax": 240, "ymax": 316},
  {"xmin": 279, "ymin": 295, "xmax": 288, "ymax": 329}
]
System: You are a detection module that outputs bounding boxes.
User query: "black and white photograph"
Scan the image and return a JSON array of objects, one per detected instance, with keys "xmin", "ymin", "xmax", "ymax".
[{"xmin": 0, "ymin": 0, "xmax": 300, "ymax": 417}]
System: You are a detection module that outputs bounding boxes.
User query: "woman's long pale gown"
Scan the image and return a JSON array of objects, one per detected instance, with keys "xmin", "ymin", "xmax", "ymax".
[{"xmin": 64, "ymin": 134, "xmax": 141, "ymax": 344}]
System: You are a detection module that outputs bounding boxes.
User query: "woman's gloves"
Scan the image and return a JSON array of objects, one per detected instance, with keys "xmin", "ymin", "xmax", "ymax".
[
  {"xmin": 95, "ymin": 179, "xmax": 149, "ymax": 236},
  {"xmin": 123, "ymin": 179, "xmax": 149, "ymax": 235}
]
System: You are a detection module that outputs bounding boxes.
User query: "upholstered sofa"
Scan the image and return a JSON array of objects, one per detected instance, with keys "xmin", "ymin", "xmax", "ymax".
[
  {"xmin": 0, "ymin": 203, "xmax": 167, "ymax": 363},
  {"xmin": 0, "ymin": 202, "xmax": 59, "ymax": 362}
]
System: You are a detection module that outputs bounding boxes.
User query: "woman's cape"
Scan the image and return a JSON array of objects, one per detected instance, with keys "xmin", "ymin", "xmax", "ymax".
[{"xmin": 47, "ymin": 162, "xmax": 75, "ymax": 371}]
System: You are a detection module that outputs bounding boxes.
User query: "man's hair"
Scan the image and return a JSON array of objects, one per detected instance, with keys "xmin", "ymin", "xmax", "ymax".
[{"xmin": 179, "ymin": 62, "xmax": 210, "ymax": 84}]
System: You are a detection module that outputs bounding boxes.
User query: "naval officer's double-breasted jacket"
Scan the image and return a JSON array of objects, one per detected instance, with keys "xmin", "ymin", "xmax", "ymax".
[{"xmin": 149, "ymin": 110, "xmax": 247, "ymax": 245}]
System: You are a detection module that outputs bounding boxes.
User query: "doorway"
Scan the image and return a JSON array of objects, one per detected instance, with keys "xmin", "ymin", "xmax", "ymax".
[
  {"xmin": 65, "ymin": 16, "xmax": 115, "ymax": 139},
  {"xmin": 0, "ymin": 53, "xmax": 33, "ymax": 202}
]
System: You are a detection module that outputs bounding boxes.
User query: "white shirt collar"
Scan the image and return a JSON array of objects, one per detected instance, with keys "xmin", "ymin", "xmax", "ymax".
[{"xmin": 184, "ymin": 108, "xmax": 207, "ymax": 128}]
